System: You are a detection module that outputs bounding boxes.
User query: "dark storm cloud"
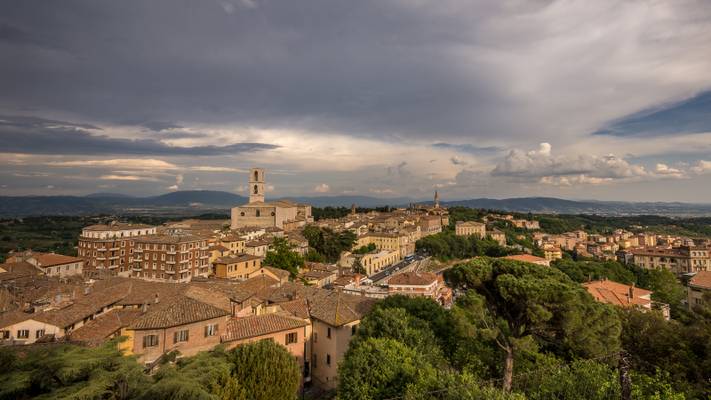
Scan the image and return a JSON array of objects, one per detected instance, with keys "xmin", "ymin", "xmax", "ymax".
[
  {"xmin": 0, "ymin": 115, "xmax": 277, "ymax": 156},
  {"xmin": 0, "ymin": 0, "xmax": 520, "ymax": 140},
  {"xmin": 592, "ymin": 91, "xmax": 711, "ymax": 137}
]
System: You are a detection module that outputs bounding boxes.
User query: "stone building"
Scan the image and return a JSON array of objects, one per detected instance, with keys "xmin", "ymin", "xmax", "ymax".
[{"xmin": 231, "ymin": 168, "xmax": 313, "ymax": 230}]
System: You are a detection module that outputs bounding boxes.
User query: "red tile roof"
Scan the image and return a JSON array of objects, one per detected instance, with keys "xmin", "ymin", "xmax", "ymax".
[
  {"xmin": 689, "ymin": 271, "xmax": 711, "ymax": 290},
  {"xmin": 221, "ymin": 314, "xmax": 308, "ymax": 342},
  {"xmin": 582, "ymin": 280, "xmax": 652, "ymax": 307},
  {"xmin": 129, "ymin": 296, "xmax": 229, "ymax": 330},
  {"xmin": 33, "ymin": 253, "xmax": 83, "ymax": 268},
  {"xmin": 388, "ymin": 272, "xmax": 437, "ymax": 286}
]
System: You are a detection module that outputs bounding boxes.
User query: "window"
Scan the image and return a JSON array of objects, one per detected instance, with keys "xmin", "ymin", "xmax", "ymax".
[
  {"xmin": 143, "ymin": 334, "xmax": 159, "ymax": 348},
  {"xmin": 351, "ymin": 324, "xmax": 358, "ymax": 336},
  {"xmin": 35, "ymin": 329, "xmax": 45, "ymax": 339},
  {"xmin": 327, "ymin": 327, "xmax": 331, "ymax": 339},
  {"xmin": 326, "ymin": 354, "xmax": 331, "ymax": 365},
  {"xmin": 313, "ymin": 332, "xmax": 318, "ymax": 343},
  {"xmin": 1, "ymin": 330, "xmax": 9, "ymax": 339},
  {"xmin": 174, "ymin": 329, "xmax": 189, "ymax": 343},
  {"xmin": 205, "ymin": 324, "xmax": 218, "ymax": 337},
  {"xmin": 312, "ymin": 354, "xmax": 317, "ymax": 369},
  {"xmin": 256, "ymin": 210, "xmax": 261, "ymax": 217},
  {"xmin": 17, "ymin": 329, "xmax": 29, "ymax": 339},
  {"xmin": 285, "ymin": 332, "xmax": 297, "ymax": 344}
]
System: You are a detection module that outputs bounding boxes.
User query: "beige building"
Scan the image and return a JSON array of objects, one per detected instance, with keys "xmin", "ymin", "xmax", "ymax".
[
  {"xmin": 127, "ymin": 297, "xmax": 230, "ymax": 363},
  {"xmin": 356, "ymin": 232, "xmax": 415, "ymax": 259},
  {"xmin": 7, "ymin": 251, "xmax": 83, "ymax": 278},
  {"xmin": 387, "ymin": 272, "xmax": 452, "ymax": 307},
  {"xmin": 688, "ymin": 271, "xmax": 711, "ymax": 308},
  {"xmin": 213, "ymin": 254, "xmax": 263, "ymax": 280},
  {"xmin": 231, "ymin": 168, "xmax": 313, "ymax": 230},
  {"xmin": 632, "ymin": 246, "xmax": 711, "ymax": 275},
  {"xmin": 488, "ymin": 229, "xmax": 507, "ymax": 247},
  {"xmin": 455, "ymin": 221, "xmax": 486, "ymax": 237},
  {"xmin": 360, "ymin": 250, "xmax": 401, "ymax": 276}
]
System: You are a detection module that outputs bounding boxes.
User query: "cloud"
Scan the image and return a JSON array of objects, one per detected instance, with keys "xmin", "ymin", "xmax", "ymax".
[
  {"xmin": 0, "ymin": 115, "xmax": 278, "ymax": 156},
  {"xmin": 654, "ymin": 163, "xmax": 685, "ymax": 178},
  {"xmin": 168, "ymin": 185, "xmax": 179, "ymax": 190},
  {"xmin": 691, "ymin": 160, "xmax": 711, "ymax": 174},
  {"xmin": 190, "ymin": 166, "xmax": 247, "ymax": 172},
  {"xmin": 175, "ymin": 174, "xmax": 184, "ymax": 185},
  {"xmin": 432, "ymin": 143, "xmax": 501, "ymax": 154},
  {"xmin": 100, "ymin": 174, "xmax": 156, "ymax": 181},
  {"xmin": 593, "ymin": 91, "xmax": 711, "ymax": 137},
  {"xmin": 314, "ymin": 183, "xmax": 330, "ymax": 193},
  {"xmin": 492, "ymin": 143, "xmax": 644, "ymax": 179},
  {"xmin": 47, "ymin": 159, "xmax": 178, "ymax": 170}
]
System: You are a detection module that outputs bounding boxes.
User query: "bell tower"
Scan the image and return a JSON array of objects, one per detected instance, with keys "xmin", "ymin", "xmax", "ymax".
[
  {"xmin": 434, "ymin": 190, "xmax": 440, "ymax": 208},
  {"xmin": 249, "ymin": 168, "xmax": 265, "ymax": 203}
]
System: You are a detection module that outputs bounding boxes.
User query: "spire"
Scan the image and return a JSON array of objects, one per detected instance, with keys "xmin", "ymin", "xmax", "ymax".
[{"xmin": 434, "ymin": 190, "xmax": 440, "ymax": 208}]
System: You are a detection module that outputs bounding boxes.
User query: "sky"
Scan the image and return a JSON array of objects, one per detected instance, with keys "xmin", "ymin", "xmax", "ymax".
[{"xmin": 1, "ymin": 0, "xmax": 711, "ymax": 202}]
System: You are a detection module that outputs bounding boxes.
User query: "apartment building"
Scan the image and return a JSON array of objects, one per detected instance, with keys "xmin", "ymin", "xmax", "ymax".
[
  {"xmin": 78, "ymin": 222, "xmax": 157, "ymax": 276},
  {"xmin": 360, "ymin": 249, "xmax": 401, "ymax": 276},
  {"xmin": 131, "ymin": 234, "xmax": 210, "ymax": 282},
  {"xmin": 455, "ymin": 221, "xmax": 486, "ymax": 238},
  {"xmin": 356, "ymin": 231, "xmax": 415, "ymax": 259},
  {"xmin": 213, "ymin": 254, "xmax": 263, "ymax": 280},
  {"xmin": 632, "ymin": 246, "xmax": 711, "ymax": 275}
]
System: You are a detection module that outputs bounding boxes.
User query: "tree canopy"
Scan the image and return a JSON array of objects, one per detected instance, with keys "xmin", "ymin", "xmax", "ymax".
[
  {"xmin": 263, "ymin": 237, "xmax": 304, "ymax": 277},
  {"xmin": 302, "ymin": 225, "xmax": 356, "ymax": 262}
]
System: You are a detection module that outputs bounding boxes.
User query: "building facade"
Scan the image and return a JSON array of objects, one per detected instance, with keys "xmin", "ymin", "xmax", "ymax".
[{"xmin": 78, "ymin": 222, "xmax": 157, "ymax": 276}]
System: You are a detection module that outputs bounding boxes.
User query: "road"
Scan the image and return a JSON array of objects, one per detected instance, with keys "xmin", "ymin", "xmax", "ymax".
[{"xmin": 369, "ymin": 254, "xmax": 428, "ymax": 284}]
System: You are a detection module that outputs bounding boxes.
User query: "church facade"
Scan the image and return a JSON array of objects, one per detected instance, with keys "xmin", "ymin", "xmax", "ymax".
[{"xmin": 230, "ymin": 168, "xmax": 313, "ymax": 230}]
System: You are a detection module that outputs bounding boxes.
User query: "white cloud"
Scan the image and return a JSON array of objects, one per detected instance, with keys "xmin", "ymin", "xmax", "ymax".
[
  {"xmin": 168, "ymin": 185, "xmax": 179, "ymax": 190},
  {"xmin": 314, "ymin": 183, "xmax": 330, "ymax": 193},
  {"xmin": 100, "ymin": 174, "xmax": 156, "ymax": 181},
  {"xmin": 47, "ymin": 159, "xmax": 178, "ymax": 170},
  {"xmin": 654, "ymin": 163, "xmax": 685, "ymax": 178},
  {"xmin": 691, "ymin": 160, "xmax": 711, "ymax": 174},
  {"xmin": 190, "ymin": 166, "xmax": 247, "ymax": 172}
]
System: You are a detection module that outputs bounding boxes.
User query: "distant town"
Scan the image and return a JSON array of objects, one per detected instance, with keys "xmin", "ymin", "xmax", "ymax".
[{"xmin": 1, "ymin": 168, "xmax": 709, "ymax": 398}]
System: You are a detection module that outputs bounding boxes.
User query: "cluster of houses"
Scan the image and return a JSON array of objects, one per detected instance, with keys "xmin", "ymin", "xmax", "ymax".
[{"xmin": 2, "ymin": 170, "xmax": 709, "ymax": 391}]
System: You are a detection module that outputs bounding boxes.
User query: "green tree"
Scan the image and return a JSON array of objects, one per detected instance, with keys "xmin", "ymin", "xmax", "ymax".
[
  {"xmin": 263, "ymin": 237, "xmax": 304, "ymax": 277},
  {"xmin": 338, "ymin": 337, "xmax": 436, "ymax": 400},
  {"xmin": 228, "ymin": 339, "xmax": 300, "ymax": 400},
  {"xmin": 302, "ymin": 225, "xmax": 356, "ymax": 262},
  {"xmin": 445, "ymin": 258, "xmax": 621, "ymax": 392},
  {"xmin": 0, "ymin": 338, "xmax": 150, "ymax": 400}
]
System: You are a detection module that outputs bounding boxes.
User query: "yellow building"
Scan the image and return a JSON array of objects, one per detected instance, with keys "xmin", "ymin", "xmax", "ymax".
[
  {"xmin": 213, "ymin": 254, "xmax": 263, "ymax": 280},
  {"xmin": 455, "ymin": 221, "xmax": 486, "ymax": 237},
  {"xmin": 360, "ymin": 250, "xmax": 400, "ymax": 276}
]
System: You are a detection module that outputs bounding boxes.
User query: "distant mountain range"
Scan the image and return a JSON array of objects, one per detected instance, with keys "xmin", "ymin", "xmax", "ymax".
[{"xmin": 1, "ymin": 191, "xmax": 711, "ymax": 217}]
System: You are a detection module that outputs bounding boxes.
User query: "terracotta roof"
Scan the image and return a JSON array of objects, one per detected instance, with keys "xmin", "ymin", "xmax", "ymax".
[
  {"xmin": 301, "ymin": 270, "xmax": 335, "ymax": 280},
  {"xmin": 0, "ymin": 310, "xmax": 33, "ymax": 328},
  {"xmin": 689, "ymin": 271, "xmax": 711, "ymax": 290},
  {"xmin": 502, "ymin": 254, "xmax": 549, "ymax": 264},
  {"xmin": 308, "ymin": 290, "xmax": 375, "ymax": 326},
  {"xmin": 388, "ymin": 272, "xmax": 437, "ymax": 286},
  {"xmin": 221, "ymin": 313, "xmax": 308, "ymax": 342},
  {"xmin": 129, "ymin": 296, "xmax": 229, "ymax": 330},
  {"xmin": 82, "ymin": 222, "xmax": 154, "ymax": 231},
  {"xmin": 277, "ymin": 298, "xmax": 310, "ymax": 319},
  {"xmin": 262, "ymin": 266, "xmax": 290, "ymax": 280},
  {"xmin": 0, "ymin": 261, "xmax": 40, "ymax": 281},
  {"xmin": 34, "ymin": 253, "xmax": 83, "ymax": 268},
  {"xmin": 582, "ymin": 280, "xmax": 652, "ymax": 307},
  {"xmin": 69, "ymin": 309, "xmax": 142, "ymax": 345},
  {"xmin": 32, "ymin": 282, "xmax": 133, "ymax": 328},
  {"xmin": 215, "ymin": 254, "xmax": 262, "ymax": 264}
]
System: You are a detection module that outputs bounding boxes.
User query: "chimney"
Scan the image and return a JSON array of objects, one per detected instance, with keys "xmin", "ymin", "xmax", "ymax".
[
  {"xmin": 354, "ymin": 274, "xmax": 361, "ymax": 286},
  {"xmin": 629, "ymin": 283, "xmax": 635, "ymax": 300},
  {"xmin": 154, "ymin": 293, "xmax": 159, "ymax": 304}
]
